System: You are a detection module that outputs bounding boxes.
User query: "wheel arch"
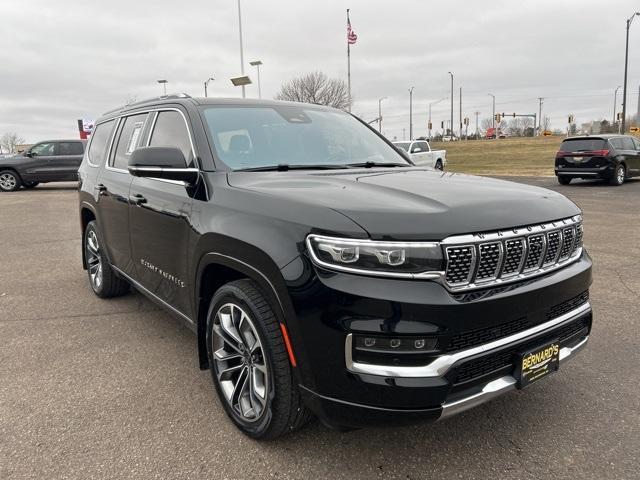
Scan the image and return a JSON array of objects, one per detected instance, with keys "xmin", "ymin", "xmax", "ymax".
[
  {"xmin": 79, "ymin": 202, "xmax": 97, "ymax": 269},
  {"xmin": 194, "ymin": 247, "xmax": 298, "ymax": 371}
]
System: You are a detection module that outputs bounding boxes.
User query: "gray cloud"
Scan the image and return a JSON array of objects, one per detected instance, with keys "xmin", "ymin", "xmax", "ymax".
[{"xmin": 1, "ymin": 0, "xmax": 638, "ymax": 142}]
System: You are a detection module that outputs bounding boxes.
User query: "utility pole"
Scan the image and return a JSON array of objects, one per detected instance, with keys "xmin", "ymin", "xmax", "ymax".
[
  {"xmin": 474, "ymin": 111, "xmax": 480, "ymax": 138},
  {"xmin": 538, "ymin": 97, "xmax": 544, "ymax": 135},
  {"xmin": 378, "ymin": 97, "xmax": 387, "ymax": 133},
  {"xmin": 613, "ymin": 85, "xmax": 621, "ymax": 126},
  {"xmin": 448, "ymin": 72, "xmax": 454, "ymax": 139},
  {"xmin": 459, "ymin": 86, "xmax": 462, "ymax": 140},
  {"xmin": 621, "ymin": 12, "xmax": 639, "ymax": 133},
  {"xmin": 409, "ymin": 87, "xmax": 415, "ymax": 140},
  {"xmin": 237, "ymin": 0, "xmax": 246, "ymax": 98}
]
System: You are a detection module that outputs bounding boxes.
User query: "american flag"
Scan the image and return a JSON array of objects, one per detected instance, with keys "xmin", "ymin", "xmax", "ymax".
[{"xmin": 347, "ymin": 19, "xmax": 357, "ymax": 45}]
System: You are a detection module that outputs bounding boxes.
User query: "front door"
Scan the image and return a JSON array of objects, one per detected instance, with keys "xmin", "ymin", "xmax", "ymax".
[
  {"xmin": 22, "ymin": 142, "xmax": 58, "ymax": 182},
  {"xmin": 129, "ymin": 109, "xmax": 196, "ymax": 317}
]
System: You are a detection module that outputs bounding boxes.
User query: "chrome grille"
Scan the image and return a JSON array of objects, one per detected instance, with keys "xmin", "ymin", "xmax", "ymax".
[{"xmin": 443, "ymin": 216, "xmax": 583, "ymax": 291}]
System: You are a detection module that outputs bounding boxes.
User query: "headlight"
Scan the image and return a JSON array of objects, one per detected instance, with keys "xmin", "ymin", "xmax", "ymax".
[{"xmin": 306, "ymin": 234, "xmax": 443, "ymax": 278}]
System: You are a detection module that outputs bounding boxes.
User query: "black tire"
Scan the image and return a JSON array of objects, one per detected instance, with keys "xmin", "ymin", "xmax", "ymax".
[
  {"xmin": 84, "ymin": 221, "xmax": 129, "ymax": 298},
  {"xmin": 206, "ymin": 279, "xmax": 311, "ymax": 439},
  {"xmin": 0, "ymin": 170, "xmax": 22, "ymax": 192},
  {"xmin": 435, "ymin": 159, "xmax": 443, "ymax": 171},
  {"xmin": 23, "ymin": 181, "xmax": 39, "ymax": 189},
  {"xmin": 609, "ymin": 164, "xmax": 625, "ymax": 186},
  {"xmin": 557, "ymin": 176, "xmax": 572, "ymax": 185}
]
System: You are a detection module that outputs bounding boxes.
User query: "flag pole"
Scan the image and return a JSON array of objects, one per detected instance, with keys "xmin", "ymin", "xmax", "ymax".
[{"xmin": 347, "ymin": 8, "xmax": 351, "ymax": 112}]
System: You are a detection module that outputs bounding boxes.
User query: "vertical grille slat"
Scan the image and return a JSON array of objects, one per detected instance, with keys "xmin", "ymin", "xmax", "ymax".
[{"xmin": 444, "ymin": 217, "xmax": 583, "ymax": 291}]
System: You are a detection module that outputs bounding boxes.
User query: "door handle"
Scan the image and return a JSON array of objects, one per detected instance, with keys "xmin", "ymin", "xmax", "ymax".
[
  {"xmin": 129, "ymin": 193, "xmax": 147, "ymax": 205},
  {"xmin": 94, "ymin": 183, "xmax": 107, "ymax": 195}
]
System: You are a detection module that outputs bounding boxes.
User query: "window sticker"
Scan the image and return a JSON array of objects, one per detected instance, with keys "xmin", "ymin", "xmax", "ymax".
[{"xmin": 126, "ymin": 122, "xmax": 144, "ymax": 155}]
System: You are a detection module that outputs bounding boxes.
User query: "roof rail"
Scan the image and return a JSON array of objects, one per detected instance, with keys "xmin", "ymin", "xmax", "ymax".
[{"xmin": 102, "ymin": 93, "xmax": 192, "ymax": 115}]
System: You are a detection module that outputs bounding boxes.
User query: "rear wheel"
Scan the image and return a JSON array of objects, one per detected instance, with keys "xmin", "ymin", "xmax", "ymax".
[
  {"xmin": 84, "ymin": 221, "xmax": 129, "ymax": 298},
  {"xmin": 557, "ymin": 176, "xmax": 572, "ymax": 185},
  {"xmin": 435, "ymin": 159, "xmax": 443, "ymax": 171},
  {"xmin": 0, "ymin": 170, "xmax": 21, "ymax": 192},
  {"xmin": 609, "ymin": 164, "xmax": 625, "ymax": 186},
  {"xmin": 206, "ymin": 279, "xmax": 311, "ymax": 439}
]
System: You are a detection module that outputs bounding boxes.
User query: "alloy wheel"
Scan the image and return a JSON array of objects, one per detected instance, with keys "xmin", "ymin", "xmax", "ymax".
[
  {"xmin": 85, "ymin": 230, "xmax": 103, "ymax": 290},
  {"xmin": 212, "ymin": 303, "xmax": 269, "ymax": 422},
  {"xmin": 0, "ymin": 173, "xmax": 17, "ymax": 190},
  {"xmin": 617, "ymin": 166, "xmax": 625, "ymax": 184}
]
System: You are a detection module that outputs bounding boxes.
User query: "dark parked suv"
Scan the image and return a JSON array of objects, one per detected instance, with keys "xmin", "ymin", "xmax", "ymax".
[
  {"xmin": 78, "ymin": 95, "xmax": 593, "ymax": 439},
  {"xmin": 555, "ymin": 134, "xmax": 640, "ymax": 186},
  {"xmin": 0, "ymin": 139, "xmax": 86, "ymax": 191}
]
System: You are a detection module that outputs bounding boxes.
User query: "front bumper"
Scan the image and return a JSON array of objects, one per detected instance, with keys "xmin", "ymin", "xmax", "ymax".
[{"xmin": 284, "ymin": 252, "xmax": 593, "ymax": 427}]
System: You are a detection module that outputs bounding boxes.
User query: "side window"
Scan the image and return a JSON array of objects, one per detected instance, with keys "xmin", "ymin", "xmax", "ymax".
[
  {"xmin": 610, "ymin": 138, "xmax": 622, "ymax": 150},
  {"xmin": 410, "ymin": 142, "xmax": 422, "ymax": 153},
  {"xmin": 149, "ymin": 111, "xmax": 194, "ymax": 167},
  {"xmin": 30, "ymin": 142, "xmax": 56, "ymax": 156},
  {"xmin": 87, "ymin": 120, "xmax": 115, "ymax": 166},
  {"xmin": 111, "ymin": 113, "xmax": 148, "ymax": 170},
  {"xmin": 620, "ymin": 137, "xmax": 635, "ymax": 151},
  {"xmin": 418, "ymin": 142, "xmax": 430, "ymax": 152},
  {"xmin": 633, "ymin": 138, "xmax": 640, "ymax": 150},
  {"xmin": 58, "ymin": 142, "xmax": 84, "ymax": 156}
]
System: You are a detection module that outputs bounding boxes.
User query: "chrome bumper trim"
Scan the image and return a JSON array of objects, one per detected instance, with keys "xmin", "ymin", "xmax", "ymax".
[
  {"xmin": 439, "ymin": 335, "xmax": 589, "ymax": 420},
  {"xmin": 345, "ymin": 302, "xmax": 591, "ymax": 378}
]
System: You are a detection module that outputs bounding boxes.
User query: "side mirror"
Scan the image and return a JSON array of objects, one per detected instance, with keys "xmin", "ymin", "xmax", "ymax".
[
  {"xmin": 128, "ymin": 146, "xmax": 198, "ymax": 184},
  {"xmin": 25, "ymin": 151, "xmax": 34, "ymax": 157},
  {"xmin": 412, "ymin": 148, "xmax": 422, "ymax": 153}
]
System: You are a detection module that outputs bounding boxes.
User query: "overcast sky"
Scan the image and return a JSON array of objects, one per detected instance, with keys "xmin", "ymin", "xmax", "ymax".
[{"xmin": 1, "ymin": 0, "xmax": 639, "ymax": 143}]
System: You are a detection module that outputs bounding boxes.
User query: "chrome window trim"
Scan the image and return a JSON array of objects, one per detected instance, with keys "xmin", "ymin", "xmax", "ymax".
[
  {"xmin": 104, "ymin": 114, "xmax": 149, "ymax": 174},
  {"xmin": 345, "ymin": 301, "xmax": 591, "ymax": 378}
]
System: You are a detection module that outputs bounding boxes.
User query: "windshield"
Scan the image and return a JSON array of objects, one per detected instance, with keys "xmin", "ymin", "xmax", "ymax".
[
  {"xmin": 393, "ymin": 142, "xmax": 411, "ymax": 152},
  {"xmin": 201, "ymin": 105, "xmax": 409, "ymax": 170}
]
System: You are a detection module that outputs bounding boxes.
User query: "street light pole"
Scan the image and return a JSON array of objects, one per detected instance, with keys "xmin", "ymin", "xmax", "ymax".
[
  {"xmin": 378, "ymin": 97, "xmax": 387, "ymax": 133},
  {"xmin": 249, "ymin": 61, "xmax": 263, "ymax": 98},
  {"xmin": 157, "ymin": 79, "xmax": 168, "ymax": 96},
  {"xmin": 448, "ymin": 72, "xmax": 453, "ymax": 139},
  {"xmin": 204, "ymin": 77, "xmax": 215, "ymax": 97},
  {"xmin": 621, "ymin": 12, "xmax": 639, "ymax": 133},
  {"xmin": 408, "ymin": 87, "xmax": 415, "ymax": 140},
  {"xmin": 613, "ymin": 85, "xmax": 621, "ymax": 126},
  {"xmin": 538, "ymin": 97, "xmax": 544, "ymax": 135},
  {"xmin": 237, "ymin": 0, "xmax": 246, "ymax": 99}
]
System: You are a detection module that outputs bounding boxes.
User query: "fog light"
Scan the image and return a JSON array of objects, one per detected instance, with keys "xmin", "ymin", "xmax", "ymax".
[
  {"xmin": 363, "ymin": 337, "xmax": 376, "ymax": 347},
  {"xmin": 389, "ymin": 339, "xmax": 401, "ymax": 348},
  {"xmin": 414, "ymin": 339, "xmax": 426, "ymax": 349}
]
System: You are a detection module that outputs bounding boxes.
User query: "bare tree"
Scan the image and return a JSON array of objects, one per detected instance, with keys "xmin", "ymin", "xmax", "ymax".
[
  {"xmin": 480, "ymin": 118, "xmax": 494, "ymax": 132},
  {"xmin": 275, "ymin": 71, "xmax": 351, "ymax": 110},
  {"xmin": 507, "ymin": 117, "xmax": 533, "ymax": 137},
  {"xmin": 0, "ymin": 132, "xmax": 25, "ymax": 154},
  {"xmin": 541, "ymin": 115, "xmax": 551, "ymax": 132}
]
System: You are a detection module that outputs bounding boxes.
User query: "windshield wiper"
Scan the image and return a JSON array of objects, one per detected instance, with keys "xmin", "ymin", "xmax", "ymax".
[
  {"xmin": 346, "ymin": 161, "xmax": 410, "ymax": 168},
  {"xmin": 236, "ymin": 163, "xmax": 349, "ymax": 172}
]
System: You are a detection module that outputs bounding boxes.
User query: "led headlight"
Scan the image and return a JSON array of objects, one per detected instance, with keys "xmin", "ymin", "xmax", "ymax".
[{"xmin": 306, "ymin": 234, "xmax": 443, "ymax": 278}]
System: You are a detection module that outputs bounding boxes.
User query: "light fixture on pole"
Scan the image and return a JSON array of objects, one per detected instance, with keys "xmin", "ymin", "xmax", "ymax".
[
  {"xmin": 249, "ymin": 60, "xmax": 263, "ymax": 99},
  {"xmin": 488, "ymin": 93, "xmax": 496, "ymax": 134},
  {"xmin": 448, "ymin": 72, "xmax": 454, "ymax": 139},
  {"xmin": 621, "ymin": 12, "xmax": 640, "ymax": 133},
  {"xmin": 230, "ymin": 76, "xmax": 252, "ymax": 90},
  {"xmin": 236, "ymin": 0, "xmax": 247, "ymax": 99},
  {"xmin": 204, "ymin": 77, "xmax": 215, "ymax": 98},
  {"xmin": 613, "ymin": 85, "xmax": 621, "ymax": 126},
  {"xmin": 408, "ymin": 87, "xmax": 415, "ymax": 141},
  {"xmin": 378, "ymin": 97, "xmax": 387, "ymax": 133},
  {"xmin": 428, "ymin": 97, "xmax": 447, "ymax": 141},
  {"xmin": 157, "ymin": 79, "xmax": 168, "ymax": 96}
]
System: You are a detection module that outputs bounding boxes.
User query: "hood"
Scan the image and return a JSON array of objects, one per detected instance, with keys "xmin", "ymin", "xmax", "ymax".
[{"xmin": 227, "ymin": 168, "xmax": 580, "ymax": 240}]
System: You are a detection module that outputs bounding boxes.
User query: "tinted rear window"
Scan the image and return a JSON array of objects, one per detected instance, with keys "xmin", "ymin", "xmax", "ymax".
[
  {"xmin": 58, "ymin": 142, "xmax": 84, "ymax": 155},
  {"xmin": 559, "ymin": 139, "xmax": 607, "ymax": 152}
]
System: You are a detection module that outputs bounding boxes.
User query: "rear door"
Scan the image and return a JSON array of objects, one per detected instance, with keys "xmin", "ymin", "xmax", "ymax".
[
  {"xmin": 53, "ymin": 141, "xmax": 85, "ymax": 180},
  {"xmin": 621, "ymin": 136, "xmax": 640, "ymax": 176},
  {"xmin": 95, "ymin": 113, "xmax": 149, "ymax": 275},
  {"xmin": 129, "ymin": 109, "xmax": 196, "ymax": 317}
]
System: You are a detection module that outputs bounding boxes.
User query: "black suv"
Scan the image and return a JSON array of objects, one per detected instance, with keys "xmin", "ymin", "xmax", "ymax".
[
  {"xmin": 78, "ymin": 95, "xmax": 593, "ymax": 439},
  {"xmin": 0, "ymin": 139, "xmax": 86, "ymax": 191},
  {"xmin": 555, "ymin": 134, "xmax": 640, "ymax": 186}
]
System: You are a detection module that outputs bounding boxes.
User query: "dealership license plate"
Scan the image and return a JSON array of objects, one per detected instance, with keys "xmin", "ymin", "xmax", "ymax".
[{"xmin": 516, "ymin": 340, "xmax": 560, "ymax": 389}]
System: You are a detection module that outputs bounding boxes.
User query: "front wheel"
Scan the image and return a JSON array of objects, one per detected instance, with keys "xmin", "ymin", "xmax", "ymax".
[
  {"xmin": 0, "ymin": 170, "xmax": 21, "ymax": 192},
  {"xmin": 609, "ymin": 164, "xmax": 625, "ymax": 186},
  {"xmin": 206, "ymin": 279, "xmax": 311, "ymax": 439},
  {"xmin": 557, "ymin": 176, "xmax": 572, "ymax": 185},
  {"xmin": 84, "ymin": 221, "xmax": 129, "ymax": 298}
]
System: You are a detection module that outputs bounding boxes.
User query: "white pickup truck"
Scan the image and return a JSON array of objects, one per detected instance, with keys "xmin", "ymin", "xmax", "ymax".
[{"xmin": 392, "ymin": 140, "xmax": 447, "ymax": 170}]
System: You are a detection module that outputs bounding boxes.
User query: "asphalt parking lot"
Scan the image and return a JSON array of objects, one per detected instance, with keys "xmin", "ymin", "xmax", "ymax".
[{"xmin": 1, "ymin": 177, "xmax": 639, "ymax": 480}]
